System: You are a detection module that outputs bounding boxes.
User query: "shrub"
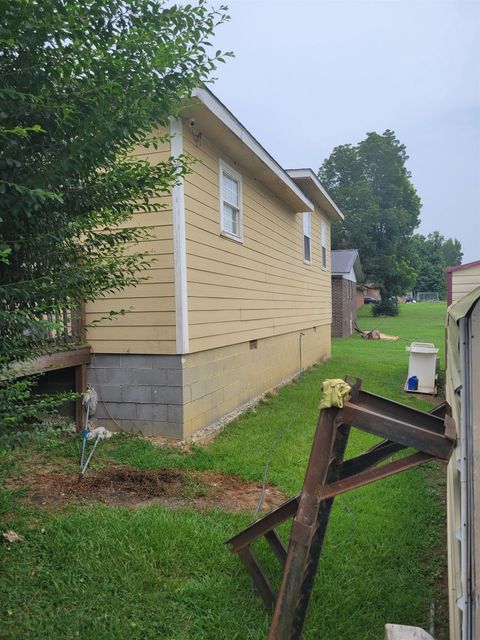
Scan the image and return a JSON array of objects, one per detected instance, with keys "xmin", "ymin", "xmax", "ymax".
[{"xmin": 371, "ymin": 299, "xmax": 399, "ymax": 316}]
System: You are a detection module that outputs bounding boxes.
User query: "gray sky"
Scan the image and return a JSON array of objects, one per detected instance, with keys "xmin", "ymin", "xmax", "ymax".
[{"xmin": 207, "ymin": 0, "xmax": 480, "ymax": 262}]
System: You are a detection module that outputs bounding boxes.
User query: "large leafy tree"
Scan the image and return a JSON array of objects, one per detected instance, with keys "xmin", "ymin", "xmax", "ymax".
[
  {"xmin": 0, "ymin": 0, "xmax": 230, "ymax": 428},
  {"xmin": 442, "ymin": 237, "xmax": 463, "ymax": 268},
  {"xmin": 412, "ymin": 231, "xmax": 463, "ymax": 298},
  {"xmin": 319, "ymin": 130, "xmax": 421, "ymax": 299},
  {"xmin": 411, "ymin": 231, "xmax": 446, "ymax": 296}
]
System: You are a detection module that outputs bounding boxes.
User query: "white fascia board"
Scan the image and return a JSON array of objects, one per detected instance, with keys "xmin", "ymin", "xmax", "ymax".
[
  {"xmin": 286, "ymin": 168, "xmax": 344, "ymax": 221},
  {"xmin": 192, "ymin": 88, "xmax": 314, "ymax": 212},
  {"xmin": 169, "ymin": 117, "xmax": 189, "ymax": 354}
]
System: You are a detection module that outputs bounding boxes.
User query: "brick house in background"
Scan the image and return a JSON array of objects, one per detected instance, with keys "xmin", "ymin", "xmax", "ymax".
[{"xmin": 331, "ymin": 249, "xmax": 364, "ymax": 338}]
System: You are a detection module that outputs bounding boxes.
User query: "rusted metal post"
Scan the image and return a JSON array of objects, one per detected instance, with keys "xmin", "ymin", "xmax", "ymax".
[
  {"xmin": 237, "ymin": 546, "xmax": 276, "ymax": 610},
  {"xmin": 226, "ymin": 379, "xmax": 456, "ymax": 640},
  {"xmin": 265, "ymin": 529, "xmax": 288, "ymax": 566},
  {"xmin": 268, "ymin": 407, "xmax": 340, "ymax": 640},
  {"xmin": 289, "ymin": 423, "xmax": 351, "ymax": 638},
  {"xmin": 341, "ymin": 403, "xmax": 452, "ymax": 459},
  {"xmin": 227, "ymin": 497, "xmax": 299, "ymax": 553}
]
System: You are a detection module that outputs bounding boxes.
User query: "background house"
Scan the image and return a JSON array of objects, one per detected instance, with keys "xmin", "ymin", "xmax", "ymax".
[
  {"xmin": 331, "ymin": 249, "xmax": 364, "ymax": 338},
  {"xmin": 364, "ymin": 283, "xmax": 381, "ymax": 301},
  {"xmin": 355, "ymin": 284, "xmax": 366, "ymax": 310},
  {"xmin": 85, "ymin": 88, "xmax": 343, "ymax": 439},
  {"xmin": 445, "ymin": 259, "xmax": 480, "ymax": 305}
]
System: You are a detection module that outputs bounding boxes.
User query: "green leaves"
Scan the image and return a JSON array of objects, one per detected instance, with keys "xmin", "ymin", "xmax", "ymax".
[
  {"xmin": 412, "ymin": 231, "xmax": 462, "ymax": 297},
  {"xmin": 0, "ymin": 0, "xmax": 231, "ymax": 429},
  {"xmin": 319, "ymin": 130, "xmax": 422, "ymax": 298}
]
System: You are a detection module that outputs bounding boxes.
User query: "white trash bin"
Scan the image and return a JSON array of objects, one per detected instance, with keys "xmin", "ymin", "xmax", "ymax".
[{"xmin": 405, "ymin": 342, "xmax": 439, "ymax": 395}]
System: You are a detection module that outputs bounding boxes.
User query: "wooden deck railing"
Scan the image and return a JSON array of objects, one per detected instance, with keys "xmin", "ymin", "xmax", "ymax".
[
  {"xmin": 37, "ymin": 303, "xmax": 86, "ymax": 346},
  {"xmin": 12, "ymin": 302, "xmax": 90, "ymax": 430}
]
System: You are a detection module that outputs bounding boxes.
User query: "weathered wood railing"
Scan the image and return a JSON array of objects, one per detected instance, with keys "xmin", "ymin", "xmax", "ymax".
[
  {"xmin": 12, "ymin": 302, "xmax": 90, "ymax": 429},
  {"xmin": 36, "ymin": 303, "xmax": 86, "ymax": 346}
]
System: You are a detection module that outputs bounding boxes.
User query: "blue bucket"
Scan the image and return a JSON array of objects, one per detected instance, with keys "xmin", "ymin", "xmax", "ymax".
[{"xmin": 407, "ymin": 375, "xmax": 418, "ymax": 391}]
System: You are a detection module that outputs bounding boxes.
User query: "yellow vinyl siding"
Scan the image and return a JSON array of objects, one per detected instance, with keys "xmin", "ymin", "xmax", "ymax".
[
  {"xmin": 182, "ymin": 325, "xmax": 331, "ymax": 437},
  {"xmin": 182, "ymin": 121, "xmax": 331, "ymax": 353},
  {"xmin": 85, "ymin": 133, "xmax": 177, "ymax": 354},
  {"xmin": 452, "ymin": 264, "xmax": 480, "ymax": 304}
]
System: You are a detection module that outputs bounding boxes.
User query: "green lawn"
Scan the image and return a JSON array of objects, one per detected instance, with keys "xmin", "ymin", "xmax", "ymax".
[{"xmin": 0, "ymin": 303, "xmax": 448, "ymax": 639}]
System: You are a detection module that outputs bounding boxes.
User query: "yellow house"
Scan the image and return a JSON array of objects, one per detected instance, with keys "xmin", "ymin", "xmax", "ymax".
[{"xmin": 85, "ymin": 88, "xmax": 343, "ymax": 439}]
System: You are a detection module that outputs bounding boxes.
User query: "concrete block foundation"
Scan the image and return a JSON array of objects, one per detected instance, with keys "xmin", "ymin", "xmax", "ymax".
[
  {"xmin": 88, "ymin": 324, "xmax": 331, "ymax": 439},
  {"xmin": 88, "ymin": 354, "xmax": 184, "ymax": 437}
]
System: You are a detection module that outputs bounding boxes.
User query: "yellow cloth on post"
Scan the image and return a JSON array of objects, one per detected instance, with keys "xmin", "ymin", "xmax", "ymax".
[{"xmin": 319, "ymin": 379, "xmax": 351, "ymax": 409}]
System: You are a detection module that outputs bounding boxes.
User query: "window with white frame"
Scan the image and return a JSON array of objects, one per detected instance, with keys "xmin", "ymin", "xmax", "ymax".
[
  {"xmin": 321, "ymin": 220, "xmax": 327, "ymax": 269},
  {"xmin": 219, "ymin": 160, "xmax": 242, "ymax": 241},
  {"xmin": 303, "ymin": 212, "xmax": 312, "ymax": 263}
]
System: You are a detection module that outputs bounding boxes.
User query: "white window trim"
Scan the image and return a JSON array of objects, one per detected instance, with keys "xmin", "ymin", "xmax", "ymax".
[
  {"xmin": 303, "ymin": 212, "xmax": 312, "ymax": 265},
  {"xmin": 321, "ymin": 220, "xmax": 327, "ymax": 271},
  {"xmin": 219, "ymin": 159, "xmax": 243, "ymax": 243}
]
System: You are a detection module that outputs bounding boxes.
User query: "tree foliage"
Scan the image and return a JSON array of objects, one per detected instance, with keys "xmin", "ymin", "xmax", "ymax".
[
  {"xmin": 319, "ymin": 130, "xmax": 421, "ymax": 299},
  {"xmin": 442, "ymin": 237, "xmax": 463, "ymax": 268},
  {"xmin": 0, "ymin": 0, "xmax": 230, "ymax": 429},
  {"xmin": 412, "ymin": 231, "xmax": 463, "ymax": 298}
]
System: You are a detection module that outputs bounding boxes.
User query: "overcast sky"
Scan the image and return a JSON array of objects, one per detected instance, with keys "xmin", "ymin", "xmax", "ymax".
[{"xmin": 206, "ymin": 0, "xmax": 480, "ymax": 262}]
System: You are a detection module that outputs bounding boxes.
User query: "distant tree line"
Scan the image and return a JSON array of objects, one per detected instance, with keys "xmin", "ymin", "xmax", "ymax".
[
  {"xmin": 412, "ymin": 232, "xmax": 462, "ymax": 298},
  {"xmin": 318, "ymin": 130, "xmax": 462, "ymax": 309}
]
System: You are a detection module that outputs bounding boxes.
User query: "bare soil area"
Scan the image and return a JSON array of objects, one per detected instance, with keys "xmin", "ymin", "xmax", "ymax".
[{"xmin": 6, "ymin": 465, "xmax": 287, "ymax": 513}]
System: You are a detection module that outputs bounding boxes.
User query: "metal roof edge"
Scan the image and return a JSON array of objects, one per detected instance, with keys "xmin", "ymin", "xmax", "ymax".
[
  {"xmin": 448, "ymin": 285, "xmax": 480, "ymax": 323},
  {"xmin": 445, "ymin": 259, "xmax": 480, "ymax": 274}
]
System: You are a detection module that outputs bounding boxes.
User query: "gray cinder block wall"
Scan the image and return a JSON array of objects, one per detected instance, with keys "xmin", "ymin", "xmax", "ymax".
[{"xmin": 87, "ymin": 354, "xmax": 184, "ymax": 438}]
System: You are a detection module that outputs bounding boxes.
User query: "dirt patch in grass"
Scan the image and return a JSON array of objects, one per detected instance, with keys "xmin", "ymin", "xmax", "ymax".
[{"xmin": 6, "ymin": 466, "xmax": 287, "ymax": 513}]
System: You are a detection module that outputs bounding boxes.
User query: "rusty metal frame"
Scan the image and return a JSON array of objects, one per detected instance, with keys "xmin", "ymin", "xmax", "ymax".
[{"xmin": 225, "ymin": 378, "xmax": 456, "ymax": 639}]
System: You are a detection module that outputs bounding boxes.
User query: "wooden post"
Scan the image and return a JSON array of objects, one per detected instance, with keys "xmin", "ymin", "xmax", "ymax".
[
  {"xmin": 75, "ymin": 363, "xmax": 87, "ymax": 432},
  {"xmin": 72, "ymin": 301, "xmax": 86, "ymax": 343},
  {"xmin": 74, "ymin": 301, "xmax": 87, "ymax": 432}
]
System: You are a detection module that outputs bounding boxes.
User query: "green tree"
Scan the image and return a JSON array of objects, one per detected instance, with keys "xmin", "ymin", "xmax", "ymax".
[
  {"xmin": 0, "ymin": 0, "xmax": 230, "ymax": 429},
  {"xmin": 412, "ymin": 232, "xmax": 446, "ymax": 297},
  {"xmin": 319, "ymin": 130, "xmax": 421, "ymax": 302},
  {"xmin": 442, "ymin": 237, "xmax": 463, "ymax": 267},
  {"xmin": 412, "ymin": 232, "xmax": 463, "ymax": 298}
]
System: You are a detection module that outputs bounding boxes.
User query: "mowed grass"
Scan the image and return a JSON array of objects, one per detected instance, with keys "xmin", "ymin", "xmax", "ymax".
[{"xmin": 0, "ymin": 303, "xmax": 448, "ymax": 640}]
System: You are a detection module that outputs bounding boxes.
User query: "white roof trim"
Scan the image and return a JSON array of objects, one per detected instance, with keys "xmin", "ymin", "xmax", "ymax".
[
  {"xmin": 286, "ymin": 168, "xmax": 344, "ymax": 220},
  {"xmin": 192, "ymin": 88, "xmax": 314, "ymax": 212}
]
